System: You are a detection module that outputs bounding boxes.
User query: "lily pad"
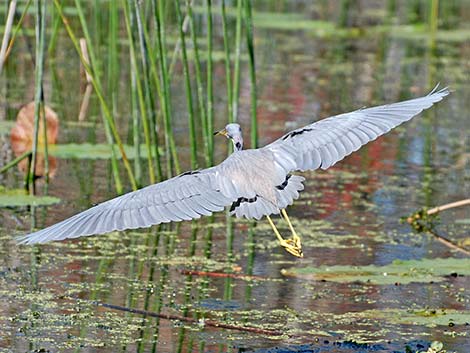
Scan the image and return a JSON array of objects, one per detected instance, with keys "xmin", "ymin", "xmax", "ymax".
[
  {"xmin": 355, "ymin": 308, "xmax": 470, "ymax": 327},
  {"xmin": 48, "ymin": 143, "xmax": 161, "ymax": 160},
  {"xmin": 281, "ymin": 258, "xmax": 470, "ymax": 284},
  {"xmin": 0, "ymin": 187, "xmax": 60, "ymax": 207}
]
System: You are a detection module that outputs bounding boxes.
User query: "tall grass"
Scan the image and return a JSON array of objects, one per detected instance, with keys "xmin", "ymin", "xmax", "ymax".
[
  {"xmin": 30, "ymin": 0, "xmax": 46, "ymax": 190},
  {"xmin": 206, "ymin": 0, "xmax": 214, "ymax": 165},
  {"xmin": 187, "ymin": 1, "xmax": 210, "ymax": 167},
  {"xmin": 154, "ymin": 0, "xmax": 180, "ymax": 177},
  {"xmin": 244, "ymin": 0, "xmax": 258, "ymax": 149},
  {"xmin": 122, "ymin": 0, "xmax": 155, "ymax": 184},
  {"xmin": 232, "ymin": 0, "xmax": 243, "ymax": 123},
  {"xmin": 53, "ymin": 0, "xmax": 136, "ymax": 191},
  {"xmin": 175, "ymin": 0, "xmax": 197, "ymax": 169}
]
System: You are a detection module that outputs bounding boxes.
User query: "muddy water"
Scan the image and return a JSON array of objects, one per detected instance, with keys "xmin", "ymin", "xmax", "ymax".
[{"xmin": 1, "ymin": 3, "xmax": 469, "ymax": 353}]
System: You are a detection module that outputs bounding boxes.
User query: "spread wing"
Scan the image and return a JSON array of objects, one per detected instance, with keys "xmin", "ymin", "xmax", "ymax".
[
  {"xmin": 18, "ymin": 168, "xmax": 234, "ymax": 244},
  {"xmin": 264, "ymin": 86, "xmax": 450, "ymax": 172}
]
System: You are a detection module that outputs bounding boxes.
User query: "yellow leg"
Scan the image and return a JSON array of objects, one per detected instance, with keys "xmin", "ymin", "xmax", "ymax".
[
  {"xmin": 266, "ymin": 215, "xmax": 303, "ymax": 258},
  {"xmin": 281, "ymin": 209, "xmax": 302, "ymax": 249}
]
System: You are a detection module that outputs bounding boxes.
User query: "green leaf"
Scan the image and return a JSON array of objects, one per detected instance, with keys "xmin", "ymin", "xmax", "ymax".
[{"xmin": 0, "ymin": 187, "xmax": 61, "ymax": 207}]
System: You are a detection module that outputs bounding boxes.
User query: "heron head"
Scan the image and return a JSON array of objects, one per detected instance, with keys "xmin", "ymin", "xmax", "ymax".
[{"xmin": 214, "ymin": 123, "xmax": 243, "ymax": 151}]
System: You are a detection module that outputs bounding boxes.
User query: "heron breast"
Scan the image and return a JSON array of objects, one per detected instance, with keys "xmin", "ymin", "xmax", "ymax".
[{"xmin": 217, "ymin": 150, "xmax": 283, "ymax": 204}]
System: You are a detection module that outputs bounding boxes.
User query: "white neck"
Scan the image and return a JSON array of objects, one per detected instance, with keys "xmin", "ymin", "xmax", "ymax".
[{"xmin": 232, "ymin": 137, "xmax": 243, "ymax": 152}]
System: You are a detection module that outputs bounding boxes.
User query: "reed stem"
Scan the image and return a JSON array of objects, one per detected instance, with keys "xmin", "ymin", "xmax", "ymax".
[
  {"xmin": 2, "ymin": 0, "xmax": 32, "ymax": 65},
  {"xmin": 154, "ymin": 0, "xmax": 180, "ymax": 177},
  {"xmin": 175, "ymin": 0, "xmax": 198, "ymax": 169},
  {"xmin": 244, "ymin": 0, "xmax": 258, "ymax": 148},
  {"xmin": 206, "ymin": 0, "xmax": 214, "ymax": 165},
  {"xmin": 123, "ymin": 0, "xmax": 155, "ymax": 184},
  {"xmin": 429, "ymin": 0, "xmax": 439, "ymax": 51},
  {"xmin": 232, "ymin": 0, "xmax": 243, "ymax": 123},
  {"xmin": 134, "ymin": 1, "xmax": 162, "ymax": 181},
  {"xmin": 136, "ymin": 5, "xmax": 164, "ymax": 181},
  {"xmin": 30, "ymin": 0, "xmax": 46, "ymax": 188},
  {"xmin": 74, "ymin": 0, "xmax": 125, "ymax": 193},
  {"xmin": 46, "ymin": 1, "xmax": 61, "ymax": 56},
  {"xmin": 221, "ymin": 0, "xmax": 233, "ymax": 124},
  {"xmin": 0, "ymin": 0, "xmax": 17, "ymax": 75},
  {"xmin": 0, "ymin": 151, "xmax": 32, "ymax": 174},
  {"xmin": 53, "ymin": 0, "xmax": 137, "ymax": 190},
  {"xmin": 40, "ymin": 101, "xmax": 50, "ymax": 182},
  {"xmin": 186, "ymin": 1, "xmax": 209, "ymax": 167}
]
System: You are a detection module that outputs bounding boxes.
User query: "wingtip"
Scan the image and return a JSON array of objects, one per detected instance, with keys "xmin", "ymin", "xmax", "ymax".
[
  {"xmin": 428, "ymin": 83, "xmax": 451, "ymax": 97},
  {"xmin": 16, "ymin": 231, "xmax": 47, "ymax": 245},
  {"xmin": 16, "ymin": 234, "xmax": 32, "ymax": 245}
]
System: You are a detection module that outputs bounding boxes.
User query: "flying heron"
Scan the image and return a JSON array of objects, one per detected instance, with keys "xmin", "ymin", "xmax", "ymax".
[{"xmin": 19, "ymin": 86, "xmax": 449, "ymax": 257}]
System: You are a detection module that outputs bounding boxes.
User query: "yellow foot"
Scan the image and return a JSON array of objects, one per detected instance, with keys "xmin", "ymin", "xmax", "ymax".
[
  {"xmin": 267, "ymin": 214, "xmax": 304, "ymax": 258},
  {"xmin": 280, "ymin": 238, "xmax": 303, "ymax": 258},
  {"xmin": 286, "ymin": 235, "xmax": 302, "ymax": 250}
]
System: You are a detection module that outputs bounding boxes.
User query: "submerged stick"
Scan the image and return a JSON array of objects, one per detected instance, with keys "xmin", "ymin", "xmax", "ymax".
[
  {"xmin": 406, "ymin": 199, "xmax": 470, "ymax": 256},
  {"xmin": 181, "ymin": 270, "xmax": 265, "ymax": 280},
  {"xmin": 90, "ymin": 300, "xmax": 283, "ymax": 336},
  {"xmin": 427, "ymin": 229, "xmax": 470, "ymax": 256},
  {"xmin": 427, "ymin": 199, "xmax": 470, "ymax": 215}
]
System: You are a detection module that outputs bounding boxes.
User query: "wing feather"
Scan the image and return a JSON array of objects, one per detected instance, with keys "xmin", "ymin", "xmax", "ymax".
[
  {"xmin": 265, "ymin": 86, "xmax": 449, "ymax": 172},
  {"xmin": 18, "ymin": 168, "xmax": 234, "ymax": 244}
]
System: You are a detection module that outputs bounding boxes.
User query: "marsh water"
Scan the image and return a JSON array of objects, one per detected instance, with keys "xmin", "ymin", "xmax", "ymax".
[{"xmin": 1, "ymin": 2, "xmax": 469, "ymax": 352}]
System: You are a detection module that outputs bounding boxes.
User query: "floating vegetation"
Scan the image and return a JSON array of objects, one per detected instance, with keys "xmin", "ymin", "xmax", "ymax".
[
  {"xmin": 0, "ymin": 186, "xmax": 60, "ymax": 207},
  {"xmin": 281, "ymin": 258, "xmax": 470, "ymax": 284},
  {"xmin": 47, "ymin": 143, "xmax": 162, "ymax": 160}
]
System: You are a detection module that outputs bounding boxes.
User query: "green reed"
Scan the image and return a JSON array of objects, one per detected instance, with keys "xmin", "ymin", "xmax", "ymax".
[
  {"xmin": 175, "ymin": 0, "xmax": 198, "ymax": 169},
  {"xmin": 428, "ymin": 0, "xmax": 439, "ymax": 51},
  {"xmin": 232, "ymin": 0, "xmax": 243, "ymax": 123},
  {"xmin": 53, "ymin": 0, "xmax": 137, "ymax": 191},
  {"xmin": 135, "ymin": 2, "xmax": 163, "ymax": 181},
  {"xmin": 54, "ymin": 1, "xmax": 118, "ymax": 192},
  {"xmin": 220, "ymin": 0, "xmax": 235, "ymax": 257},
  {"xmin": 221, "ymin": 0, "xmax": 233, "ymax": 124},
  {"xmin": 154, "ymin": 0, "xmax": 180, "ymax": 177},
  {"xmin": 30, "ymin": 0, "xmax": 46, "ymax": 190},
  {"xmin": 47, "ymin": 1, "xmax": 60, "ymax": 56},
  {"xmin": 186, "ymin": 1, "xmax": 210, "ymax": 167},
  {"xmin": 123, "ymin": 0, "xmax": 156, "ymax": 184},
  {"xmin": 75, "ymin": 0, "xmax": 124, "ymax": 193},
  {"xmin": 206, "ymin": 0, "xmax": 214, "ymax": 165},
  {"xmin": 1, "ymin": 0, "xmax": 32, "ymax": 75},
  {"xmin": 244, "ymin": 0, "xmax": 258, "ymax": 148},
  {"xmin": 0, "ymin": 150, "xmax": 32, "ymax": 175},
  {"xmin": 107, "ymin": 0, "xmax": 119, "ymax": 127},
  {"xmin": 134, "ymin": 3, "xmax": 165, "ymax": 181}
]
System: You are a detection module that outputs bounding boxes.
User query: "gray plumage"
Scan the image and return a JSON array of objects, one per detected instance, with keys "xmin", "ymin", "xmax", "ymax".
[{"xmin": 18, "ymin": 86, "xmax": 449, "ymax": 244}]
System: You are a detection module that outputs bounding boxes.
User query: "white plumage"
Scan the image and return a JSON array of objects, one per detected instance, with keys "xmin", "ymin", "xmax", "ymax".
[{"xmin": 19, "ymin": 86, "xmax": 449, "ymax": 245}]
